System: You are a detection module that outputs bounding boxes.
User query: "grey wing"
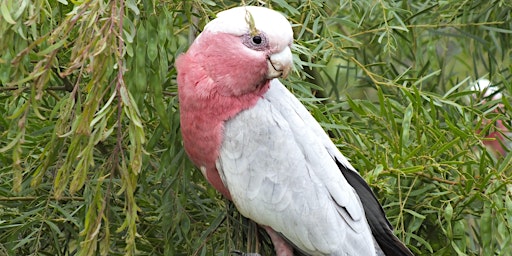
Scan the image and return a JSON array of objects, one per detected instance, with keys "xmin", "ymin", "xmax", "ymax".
[{"xmin": 216, "ymin": 81, "xmax": 376, "ymax": 255}]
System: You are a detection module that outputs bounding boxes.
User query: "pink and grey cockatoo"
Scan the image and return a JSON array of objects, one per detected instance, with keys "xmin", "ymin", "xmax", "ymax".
[
  {"xmin": 472, "ymin": 79, "xmax": 511, "ymax": 156},
  {"xmin": 176, "ymin": 6, "xmax": 413, "ymax": 256}
]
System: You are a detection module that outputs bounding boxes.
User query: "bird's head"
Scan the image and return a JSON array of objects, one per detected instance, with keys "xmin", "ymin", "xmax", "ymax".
[
  {"xmin": 472, "ymin": 79, "xmax": 502, "ymax": 101},
  {"xmin": 178, "ymin": 6, "xmax": 293, "ymax": 97}
]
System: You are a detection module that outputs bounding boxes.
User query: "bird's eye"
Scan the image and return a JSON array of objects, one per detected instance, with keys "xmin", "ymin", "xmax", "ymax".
[
  {"xmin": 252, "ymin": 35, "xmax": 262, "ymax": 44},
  {"xmin": 243, "ymin": 33, "xmax": 268, "ymax": 50}
]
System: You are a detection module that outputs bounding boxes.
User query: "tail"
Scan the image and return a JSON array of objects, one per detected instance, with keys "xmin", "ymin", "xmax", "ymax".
[{"xmin": 337, "ymin": 160, "xmax": 414, "ymax": 256}]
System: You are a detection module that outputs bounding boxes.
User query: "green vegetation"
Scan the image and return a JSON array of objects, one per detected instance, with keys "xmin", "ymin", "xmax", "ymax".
[{"xmin": 0, "ymin": 0, "xmax": 510, "ymax": 255}]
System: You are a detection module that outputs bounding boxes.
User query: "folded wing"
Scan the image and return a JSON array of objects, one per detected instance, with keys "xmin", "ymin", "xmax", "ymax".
[{"xmin": 217, "ymin": 80, "xmax": 378, "ymax": 255}]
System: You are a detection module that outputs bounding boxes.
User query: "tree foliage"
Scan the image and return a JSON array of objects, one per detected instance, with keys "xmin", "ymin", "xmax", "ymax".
[{"xmin": 0, "ymin": 0, "xmax": 511, "ymax": 255}]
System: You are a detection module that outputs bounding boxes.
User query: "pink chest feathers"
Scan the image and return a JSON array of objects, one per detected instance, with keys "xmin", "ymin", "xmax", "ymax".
[{"xmin": 176, "ymin": 32, "xmax": 271, "ymax": 197}]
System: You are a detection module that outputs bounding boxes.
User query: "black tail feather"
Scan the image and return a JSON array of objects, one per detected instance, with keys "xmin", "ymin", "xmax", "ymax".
[{"xmin": 337, "ymin": 160, "xmax": 414, "ymax": 256}]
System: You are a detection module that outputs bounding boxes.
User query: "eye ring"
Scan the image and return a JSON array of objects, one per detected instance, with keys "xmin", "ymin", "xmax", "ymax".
[{"xmin": 243, "ymin": 32, "xmax": 268, "ymax": 50}]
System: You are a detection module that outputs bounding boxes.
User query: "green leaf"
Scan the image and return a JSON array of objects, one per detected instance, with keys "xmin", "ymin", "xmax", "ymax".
[
  {"xmin": 0, "ymin": 0, "xmax": 16, "ymax": 24},
  {"xmin": 401, "ymin": 103, "xmax": 413, "ymax": 150},
  {"xmin": 0, "ymin": 132, "xmax": 23, "ymax": 153},
  {"xmin": 146, "ymin": 19, "xmax": 158, "ymax": 63}
]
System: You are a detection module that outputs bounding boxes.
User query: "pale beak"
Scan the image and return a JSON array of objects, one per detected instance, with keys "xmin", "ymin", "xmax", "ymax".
[{"xmin": 267, "ymin": 46, "xmax": 292, "ymax": 79}]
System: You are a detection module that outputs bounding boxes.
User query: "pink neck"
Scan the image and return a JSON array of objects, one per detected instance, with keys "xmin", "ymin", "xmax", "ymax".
[{"xmin": 177, "ymin": 31, "xmax": 272, "ymax": 198}]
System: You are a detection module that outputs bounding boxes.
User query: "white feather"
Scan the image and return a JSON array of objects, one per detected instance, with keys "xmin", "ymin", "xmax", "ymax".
[
  {"xmin": 217, "ymin": 80, "xmax": 377, "ymax": 255},
  {"xmin": 472, "ymin": 78, "xmax": 502, "ymax": 100},
  {"xmin": 201, "ymin": 6, "xmax": 293, "ymax": 50}
]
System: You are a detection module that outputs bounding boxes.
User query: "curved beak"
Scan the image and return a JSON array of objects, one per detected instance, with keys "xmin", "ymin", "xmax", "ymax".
[{"xmin": 266, "ymin": 46, "xmax": 292, "ymax": 79}]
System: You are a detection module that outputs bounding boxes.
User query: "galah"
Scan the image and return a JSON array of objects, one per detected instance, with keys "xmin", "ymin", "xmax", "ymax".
[
  {"xmin": 176, "ymin": 6, "xmax": 413, "ymax": 256},
  {"xmin": 472, "ymin": 79, "xmax": 511, "ymax": 156}
]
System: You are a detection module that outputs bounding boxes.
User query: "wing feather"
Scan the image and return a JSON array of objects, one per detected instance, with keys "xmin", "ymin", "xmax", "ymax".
[
  {"xmin": 217, "ymin": 80, "xmax": 377, "ymax": 255},
  {"xmin": 262, "ymin": 80, "xmax": 414, "ymax": 256}
]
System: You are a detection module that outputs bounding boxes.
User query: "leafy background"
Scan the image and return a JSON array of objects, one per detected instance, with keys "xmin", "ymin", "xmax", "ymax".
[{"xmin": 0, "ymin": 0, "xmax": 511, "ymax": 255}]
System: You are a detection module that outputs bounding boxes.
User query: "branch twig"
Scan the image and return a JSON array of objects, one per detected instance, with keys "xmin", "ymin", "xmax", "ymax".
[{"xmin": 0, "ymin": 196, "xmax": 84, "ymax": 201}]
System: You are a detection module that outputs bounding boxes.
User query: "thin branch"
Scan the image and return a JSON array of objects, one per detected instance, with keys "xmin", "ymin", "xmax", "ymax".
[
  {"xmin": 415, "ymin": 172, "xmax": 460, "ymax": 186},
  {"xmin": 0, "ymin": 196, "xmax": 84, "ymax": 201},
  {"xmin": 0, "ymin": 86, "xmax": 72, "ymax": 93},
  {"xmin": 349, "ymin": 21, "xmax": 505, "ymax": 38}
]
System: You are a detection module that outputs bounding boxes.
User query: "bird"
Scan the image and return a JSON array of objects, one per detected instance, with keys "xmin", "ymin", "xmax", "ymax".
[
  {"xmin": 176, "ymin": 6, "xmax": 414, "ymax": 256},
  {"xmin": 472, "ymin": 79, "xmax": 510, "ymax": 157}
]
